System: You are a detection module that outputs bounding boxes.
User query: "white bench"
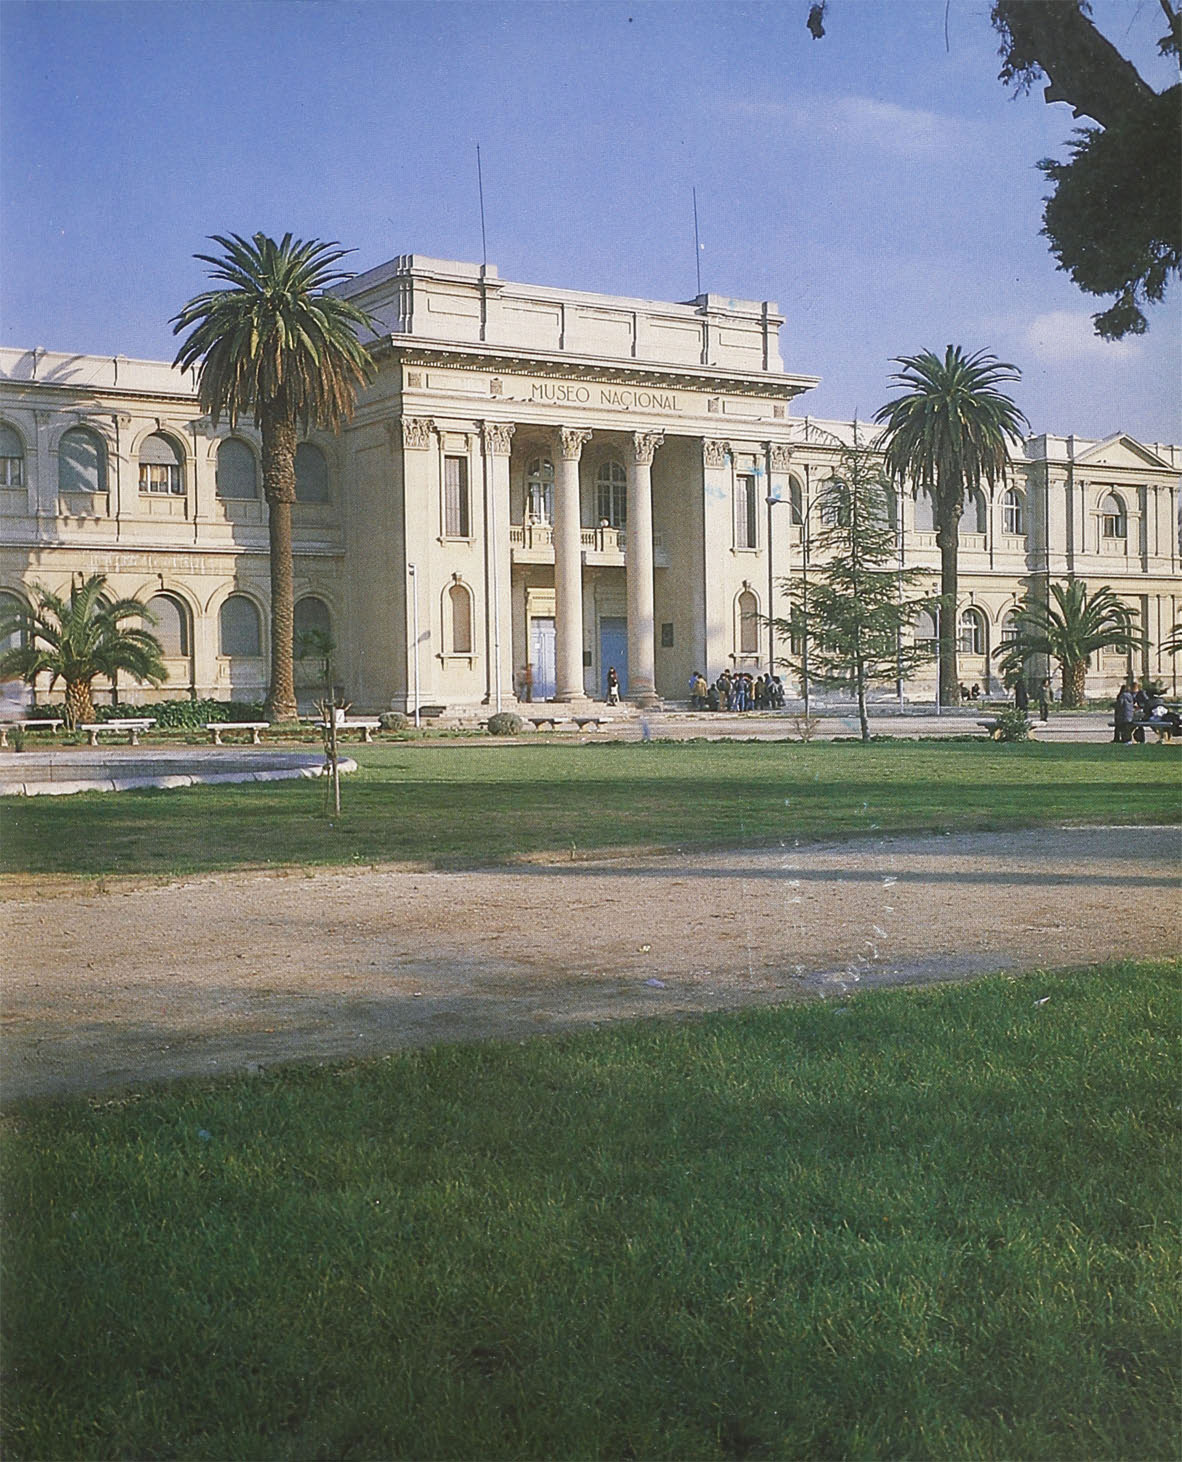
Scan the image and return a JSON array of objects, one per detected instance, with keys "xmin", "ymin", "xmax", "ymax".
[
  {"xmin": 321, "ymin": 717, "xmax": 381, "ymax": 742},
  {"xmin": 79, "ymin": 718, "xmax": 155, "ymax": 746},
  {"xmin": 527, "ymin": 714, "xmax": 564, "ymax": 731},
  {"xmin": 0, "ymin": 717, "xmax": 64, "ymax": 747},
  {"xmin": 573, "ymin": 716, "xmax": 605, "ymax": 731},
  {"xmin": 206, "ymin": 721, "xmax": 269, "ymax": 745}
]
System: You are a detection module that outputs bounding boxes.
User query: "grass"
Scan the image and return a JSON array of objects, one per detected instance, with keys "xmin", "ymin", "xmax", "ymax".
[
  {"xmin": 3, "ymin": 739, "xmax": 1179, "ymax": 877},
  {"xmin": 3, "ymin": 958, "xmax": 1177, "ymax": 1460}
]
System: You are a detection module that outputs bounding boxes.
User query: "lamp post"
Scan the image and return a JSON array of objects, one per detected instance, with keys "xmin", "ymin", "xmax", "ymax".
[{"xmin": 407, "ymin": 562, "xmax": 421, "ymax": 728}]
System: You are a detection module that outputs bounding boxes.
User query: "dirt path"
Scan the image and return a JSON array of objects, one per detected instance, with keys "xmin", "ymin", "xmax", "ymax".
[{"xmin": 3, "ymin": 825, "xmax": 1179, "ymax": 1103}]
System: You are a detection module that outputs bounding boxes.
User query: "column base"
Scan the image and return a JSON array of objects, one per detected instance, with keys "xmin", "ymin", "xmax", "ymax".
[{"xmin": 630, "ymin": 691, "xmax": 662, "ymax": 709}]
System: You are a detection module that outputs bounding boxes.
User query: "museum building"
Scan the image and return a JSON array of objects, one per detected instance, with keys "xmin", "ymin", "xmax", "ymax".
[{"xmin": 1, "ymin": 253, "xmax": 1179, "ymax": 711}]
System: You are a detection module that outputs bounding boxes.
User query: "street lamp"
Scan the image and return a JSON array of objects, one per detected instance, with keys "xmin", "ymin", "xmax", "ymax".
[{"xmin": 407, "ymin": 562, "xmax": 421, "ymax": 728}]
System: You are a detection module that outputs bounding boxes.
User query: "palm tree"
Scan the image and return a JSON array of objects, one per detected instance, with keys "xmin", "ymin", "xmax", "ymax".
[
  {"xmin": 0, "ymin": 574, "xmax": 167, "ymax": 728},
  {"xmin": 874, "ymin": 346, "xmax": 1028, "ymax": 707},
  {"xmin": 994, "ymin": 579, "xmax": 1144, "ymax": 708},
  {"xmin": 172, "ymin": 233, "xmax": 375, "ymax": 721}
]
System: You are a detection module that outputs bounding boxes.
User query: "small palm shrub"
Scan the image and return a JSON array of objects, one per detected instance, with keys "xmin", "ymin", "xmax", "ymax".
[
  {"xmin": 989, "ymin": 707, "xmax": 1033, "ymax": 742},
  {"xmin": 487, "ymin": 712, "xmax": 524, "ymax": 736}
]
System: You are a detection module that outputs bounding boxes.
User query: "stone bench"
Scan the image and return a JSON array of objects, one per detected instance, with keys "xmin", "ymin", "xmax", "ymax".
[
  {"xmin": 206, "ymin": 721, "xmax": 269, "ymax": 745},
  {"xmin": 527, "ymin": 715, "xmax": 563, "ymax": 731},
  {"xmin": 573, "ymin": 716, "xmax": 605, "ymax": 731},
  {"xmin": 321, "ymin": 717, "xmax": 381, "ymax": 742},
  {"xmin": 0, "ymin": 717, "xmax": 64, "ymax": 747},
  {"xmin": 1109, "ymin": 718, "xmax": 1178, "ymax": 744},
  {"xmin": 79, "ymin": 718, "xmax": 156, "ymax": 746}
]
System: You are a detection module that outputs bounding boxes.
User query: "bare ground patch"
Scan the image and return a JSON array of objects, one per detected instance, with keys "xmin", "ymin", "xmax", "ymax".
[{"xmin": 3, "ymin": 824, "xmax": 1179, "ymax": 1103}]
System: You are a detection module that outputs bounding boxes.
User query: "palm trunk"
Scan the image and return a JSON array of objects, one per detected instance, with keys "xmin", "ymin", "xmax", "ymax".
[
  {"xmin": 935, "ymin": 507, "xmax": 960, "ymax": 708},
  {"xmin": 1062, "ymin": 659, "xmax": 1087, "ymax": 709},
  {"xmin": 65, "ymin": 679, "xmax": 94, "ymax": 729},
  {"xmin": 261, "ymin": 412, "xmax": 299, "ymax": 723}
]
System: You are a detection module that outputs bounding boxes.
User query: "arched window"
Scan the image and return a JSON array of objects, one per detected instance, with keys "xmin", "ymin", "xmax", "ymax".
[
  {"xmin": 139, "ymin": 433, "xmax": 184, "ymax": 495},
  {"xmin": 913, "ymin": 490, "xmax": 935, "ymax": 532},
  {"xmin": 737, "ymin": 589, "xmax": 759, "ymax": 655},
  {"xmin": 219, "ymin": 595, "xmax": 262, "ymax": 657},
  {"xmin": 1101, "ymin": 492, "xmax": 1127, "ymax": 540},
  {"xmin": 595, "ymin": 461, "xmax": 627, "ymax": 527},
  {"xmin": 1002, "ymin": 488, "xmax": 1025, "ymax": 537},
  {"xmin": 959, "ymin": 490, "xmax": 986, "ymax": 534},
  {"xmin": 0, "ymin": 425, "xmax": 24, "ymax": 487},
  {"xmin": 145, "ymin": 594, "xmax": 189, "ymax": 658},
  {"xmin": 58, "ymin": 426, "xmax": 107, "ymax": 494},
  {"xmin": 958, "ymin": 608, "xmax": 986, "ymax": 656},
  {"xmin": 448, "ymin": 582, "xmax": 473, "ymax": 655},
  {"xmin": 295, "ymin": 443, "xmax": 330, "ymax": 503},
  {"xmin": 914, "ymin": 608, "xmax": 939, "ymax": 652},
  {"xmin": 789, "ymin": 478, "xmax": 803, "ymax": 526},
  {"xmin": 0, "ymin": 590, "xmax": 26, "ymax": 653},
  {"xmin": 216, "ymin": 438, "xmax": 258, "ymax": 499},
  {"xmin": 526, "ymin": 457, "xmax": 554, "ymax": 524},
  {"xmin": 294, "ymin": 595, "xmax": 331, "ymax": 651}
]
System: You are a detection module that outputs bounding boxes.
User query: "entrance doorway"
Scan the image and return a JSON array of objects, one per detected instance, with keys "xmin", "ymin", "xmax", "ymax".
[
  {"xmin": 599, "ymin": 616, "xmax": 628, "ymax": 697},
  {"xmin": 530, "ymin": 617, "xmax": 556, "ymax": 700}
]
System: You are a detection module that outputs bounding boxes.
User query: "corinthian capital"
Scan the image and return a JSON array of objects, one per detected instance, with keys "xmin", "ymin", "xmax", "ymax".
[
  {"xmin": 767, "ymin": 442, "xmax": 793, "ymax": 472},
  {"xmin": 558, "ymin": 427, "xmax": 592, "ymax": 460},
  {"xmin": 401, "ymin": 417, "xmax": 436, "ymax": 450},
  {"xmin": 481, "ymin": 421, "xmax": 516, "ymax": 456},
  {"xmin": 631, "ymin": 430, "xmax": 664, "ymax": 467},
  {"xmin": 702, "ymin": 439, "xmax": 731, "ymax": 469}
]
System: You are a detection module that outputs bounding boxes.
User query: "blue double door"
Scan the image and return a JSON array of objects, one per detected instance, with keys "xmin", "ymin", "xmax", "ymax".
[{"xmin": 529, "ymin": 615, "xmax": 628, "ymax": 701}]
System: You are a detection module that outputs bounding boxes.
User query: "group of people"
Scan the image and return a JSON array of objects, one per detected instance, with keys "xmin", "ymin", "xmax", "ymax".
[
  {"xmin": 688, "ymin": 671, "xmax": 785, "ymax": 712},
  {"xmin": 1013, "ymin": 676, "xmax": 1053, "ymax": 721},
  {"xmin": 1113, "ymin": 680, "xmax": 1180, "ymax": 743}
]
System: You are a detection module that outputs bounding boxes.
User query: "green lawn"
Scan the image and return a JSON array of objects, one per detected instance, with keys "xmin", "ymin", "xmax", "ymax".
[
  {"xmin": 3, "ymin": 959, "xmax": 1177, "ymax": 1460},
  {"xmin": 3, "ymin": 739, "xmax": 1179, "ymax": 877}
]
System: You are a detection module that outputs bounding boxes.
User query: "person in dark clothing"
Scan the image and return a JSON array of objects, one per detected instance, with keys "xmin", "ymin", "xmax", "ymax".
[
  {"xmin": 1013, "ymin": 678, "xmax": 1029, "ymax": 712},
  {"xmin": 1114, "ymin": 683, "xmax": 1136, "ymax": 744},
  {"xmin": 1038, "ymin": 677, "xmax": 1051, "ymax": 721}
]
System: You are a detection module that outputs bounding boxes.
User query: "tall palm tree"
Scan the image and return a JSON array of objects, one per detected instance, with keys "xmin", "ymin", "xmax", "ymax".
[
  {"xmin": 172, "ymin": 233, "xmax": 375, "ymax": 721},
  {"xmin": 994, "ymin": 579, "xmax": 1144, "ymax": 708},
  {"xmin": 0, "ymin": 574, "xmax": 167, "ymax": 727},
  {"xmin": 874, "ymin": 346, "xmax": 1028, "ymax": 706}
]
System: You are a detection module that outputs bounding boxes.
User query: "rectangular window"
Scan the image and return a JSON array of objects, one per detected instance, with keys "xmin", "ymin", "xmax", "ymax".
[
  {"xmin": 444, "ymin": 455, "xmax": 470, "ymax": 537},
  {"xmin": 0, "ymin": 457, "xmax": 23, "ymax": 487},
  {"xmin": 735, "ymin": 473, "xmax": 757, "ymax": 549},
  {"xmin": 139, "ymin": 463, "xmax": 183, "ymax": 495}
]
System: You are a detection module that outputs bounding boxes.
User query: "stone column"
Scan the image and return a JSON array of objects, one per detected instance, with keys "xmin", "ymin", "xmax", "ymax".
[
  {"xmin": 554, "ymin": 427, "xmax": 591, "ymax": 700},
  {"xmin": 626, "ymin": 430, "xmax": 664, "ymax": 705},
  {"xmin": 481, "ymin": 421, "xmax": 516, "ymax": 707}
]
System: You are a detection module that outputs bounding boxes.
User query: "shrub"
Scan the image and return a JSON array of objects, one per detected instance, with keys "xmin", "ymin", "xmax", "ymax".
[
  {"xmin": 988, "ymin": 707, "xmax": 1033, "ymax": 742},
  {"xmin": 486, "ymin": 712, "xmax": 524, "ymax": 736},
  {"xmin": 379, "ymin": 712, "xmax": 410, "ymax": 732}
]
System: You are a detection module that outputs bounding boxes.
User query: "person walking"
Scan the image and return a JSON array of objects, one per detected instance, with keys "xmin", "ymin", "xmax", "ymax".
[
  {"xmin": 1114, "ymin": 682, "xmax": 1136, "ymax": 744},
  {"xmin": 1038, "ymin": 677, "xmax": 1051, "ymax": 721},
  {"xmin": 1014, "ymin": 677, "xmax": 1029, "ymax": 713},
  {"xmin": 606, "ymin": 666, "xmax": 620, "ymax": 705}
]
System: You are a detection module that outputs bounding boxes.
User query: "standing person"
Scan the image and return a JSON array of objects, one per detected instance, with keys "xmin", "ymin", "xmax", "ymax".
[
  {"xmin": 1114, "ymin": 682, "xmax": 1136, "ymax": 744},
  {"xmin": 519, "ymin": 663, "xmax": 533, "ymax": 703},
  {"xmin": 1038, "ymin": 676, "xmax": 1051, "ymax": 721},
  {"xmin": 606, "ymin": 666, "xmax": 620, "ymax": 705},
  {"xmin": 1014, "ymin": 677, "xmax": 1029, "ymax": 713}
]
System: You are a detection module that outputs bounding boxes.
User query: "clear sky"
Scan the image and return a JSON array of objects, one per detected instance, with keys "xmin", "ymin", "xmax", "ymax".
[{"xmin": 2, "ymin": 0, "xmax": 1179, "ymax": 444}]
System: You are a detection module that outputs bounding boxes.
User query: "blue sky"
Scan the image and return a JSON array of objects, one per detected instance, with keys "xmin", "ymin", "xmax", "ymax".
[{"xmin": 3, "ymin": 0, "xmax": 1179, "ymax": 443}]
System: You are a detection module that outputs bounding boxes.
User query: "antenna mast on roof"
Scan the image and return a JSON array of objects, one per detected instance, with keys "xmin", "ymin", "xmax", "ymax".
[
  {"xmin": 476, "ymin": 144, "xmax": 488, "ymax": 271},
  {"xmin": 692, "ymin": 187, "xmax": 703, "ymax": 297}
]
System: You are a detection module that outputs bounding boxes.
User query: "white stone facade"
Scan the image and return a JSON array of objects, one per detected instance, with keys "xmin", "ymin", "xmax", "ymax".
[{"xmin": 2, "ymin": 254, "xmax": 1179, "ymax": 710}]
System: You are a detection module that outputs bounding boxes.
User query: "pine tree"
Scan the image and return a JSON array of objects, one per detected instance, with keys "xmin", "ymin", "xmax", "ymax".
[{"xmin": 770, "ymin": 430, "xmax": 935, "ymax": 741}]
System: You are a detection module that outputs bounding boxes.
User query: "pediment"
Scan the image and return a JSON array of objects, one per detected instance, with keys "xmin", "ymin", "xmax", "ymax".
[{"xmin": 1075, "ymin": 434, "xmax": 1172, "ymax": 473}]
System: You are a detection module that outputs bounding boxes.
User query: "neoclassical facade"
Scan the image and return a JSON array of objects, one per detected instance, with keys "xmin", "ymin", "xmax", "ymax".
[{"xmin": 2, "ymin": 254, "xmax": 1179, "ymax": 710}]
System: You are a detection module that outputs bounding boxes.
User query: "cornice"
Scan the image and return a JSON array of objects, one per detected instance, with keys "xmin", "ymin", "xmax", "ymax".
[{"xmin": 371, "ymin": 336, "xmax": 818, "ymax": 400}]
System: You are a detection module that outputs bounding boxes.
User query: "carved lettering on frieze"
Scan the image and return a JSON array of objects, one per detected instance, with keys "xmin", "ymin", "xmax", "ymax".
[
  {"xmin": 558, "ymin": 427, "xmax": 592, "ymax": 460},
  {"xmin": 481, "ymin": 421, "xmax": 516, "ymax": 456},
  {"xmin": 401, "ymin": 417, "xmax": 436, "ymax": 450},
  {"xmin": 702, "ymin": 439, "xmax": 731, "ymax": 469},
  {"xmin": 631, "ymin": 430, "xmax": 664, "ymax": 467}
]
